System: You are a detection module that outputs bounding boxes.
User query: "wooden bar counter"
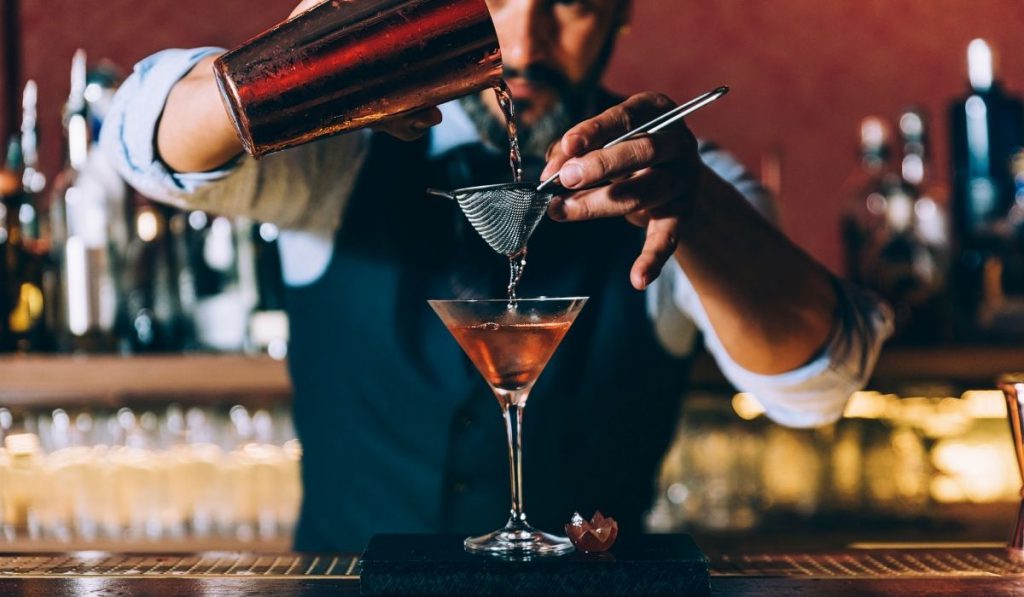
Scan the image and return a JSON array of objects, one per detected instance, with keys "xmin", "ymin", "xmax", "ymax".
[{"xmin": 1, "ymin": 546, "xmax": 1024, "ymax": 595}]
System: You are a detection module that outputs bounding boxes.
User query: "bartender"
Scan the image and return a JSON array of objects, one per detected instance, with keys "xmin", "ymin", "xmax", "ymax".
[{"xmin": 101, "ymin": 0, "xmax": 891, "ymax": 552}]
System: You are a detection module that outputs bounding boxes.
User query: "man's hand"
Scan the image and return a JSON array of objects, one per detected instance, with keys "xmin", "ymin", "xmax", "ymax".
[
  {"xmin": 289, "ymin": 0, "xmax": 442, "ymax": 141},
  {"xmin": 541, "ymin": 92, "xmax": 702, "ymax": 290}
]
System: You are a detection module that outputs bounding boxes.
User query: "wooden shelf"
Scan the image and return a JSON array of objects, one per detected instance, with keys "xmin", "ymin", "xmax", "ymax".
[
  {"xmin": 0, "ymin": 354, "xmax": 291, "ymax": 409},
  {"xmin": 3, "ymin": 345, "xmax": 1024, "ymax": 409}
]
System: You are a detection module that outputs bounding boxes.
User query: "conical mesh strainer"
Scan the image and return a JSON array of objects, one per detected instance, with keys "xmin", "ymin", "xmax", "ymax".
[
  {"xmin": 428, "ymin": 183, "xmax": 556, "ymax": 257},
  {"xmin": 430, "ymin": 86, "xmax": 729, "ymax": 257}
]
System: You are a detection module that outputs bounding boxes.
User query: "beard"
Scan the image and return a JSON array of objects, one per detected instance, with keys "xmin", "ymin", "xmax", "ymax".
[
  {"xmin": 457, "ymin": 27, "xmax": 621, "ymax": 170},
  {"xmin": 458, "ymin": 85, "xmax": 597, "ymax": 163}
]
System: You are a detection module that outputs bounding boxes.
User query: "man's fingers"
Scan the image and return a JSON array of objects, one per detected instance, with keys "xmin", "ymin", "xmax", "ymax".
[
  {"xmin": 556, "ymin": 133, "xmax": 684, "ymax": 189},
  {"xmin": 541, "ymin": 141, "xmax": 570, "ymax": 181},
  {"xmin": 559, "ymin": 92, "xmax": 675, "ymax": 156},
  {"xmin": 548, "ymin": 168, "xmax": 678, "ymax": 221},
  {"xmin": 631, "ymin": 215, "xmax": 680, "ymax": 290}
]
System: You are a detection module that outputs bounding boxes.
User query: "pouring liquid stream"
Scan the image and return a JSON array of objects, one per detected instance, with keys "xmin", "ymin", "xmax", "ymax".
[
  {"xmin": 507, "ymin": 249, "xmax": 527, "ymax": 306},
  {"xmin": 493, "ymin": 81, "xmax": 529, "ymax": 305},
  {"xmin": 494, "ymin": 80, "xmax": 524, "ymax": 184}
]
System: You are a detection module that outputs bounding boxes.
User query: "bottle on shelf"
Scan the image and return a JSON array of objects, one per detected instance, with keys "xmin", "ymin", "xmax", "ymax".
[
  {"xmin": 892, "ymin": 108, "xmax": 952, "ymax": 343},
  {"xmin": 949, "ymin": 39, "xmax": 1024, "ymax": 341},
  {"xmin": 49, "ymin": 49, "xmax": 120, "ymax": 352},
  {"xmin": 0, "ymin": 135, "xmax": 47, "ymax": 352},
  {"xmin": 842, "ymin": 116, "xmax": 895, "ymax": 287},
  {"xmin": 181, "ymin": 211, "xmax": 256, "ymax": 352},
  {"xmin": 18, "ymin": 81, "xmax": 46, "ymax": 241},
  {"xmin": 247, "ymin": 222, "xmax": 288, "ymax": 359},
  {"xmin": 842, "ymin": 113, "xmax": 951, "ymax": 344},
  {"xmin": 117, "ymin": 196, "xmax": 192, "ymax": 352}
]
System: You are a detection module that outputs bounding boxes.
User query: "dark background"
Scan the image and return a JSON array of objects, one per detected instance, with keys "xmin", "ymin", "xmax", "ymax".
[{"xmin": 2, "ymin": 0, "xmax": 1023, "ymax": 271}]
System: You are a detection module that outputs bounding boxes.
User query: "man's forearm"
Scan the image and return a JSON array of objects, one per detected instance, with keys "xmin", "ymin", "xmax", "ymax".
[
  {"xmin": 156, "ymin": 55, "xmax": 243, "ymax": 173},
  {"xmin": 674, "ymin": 165, "xmax": 838, "ymax": 375}
]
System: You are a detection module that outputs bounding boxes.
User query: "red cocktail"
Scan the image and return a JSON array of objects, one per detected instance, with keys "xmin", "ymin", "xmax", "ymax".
[{"xmin": 429, "ymin": 297, "xmax": 587, "ymax": 557}]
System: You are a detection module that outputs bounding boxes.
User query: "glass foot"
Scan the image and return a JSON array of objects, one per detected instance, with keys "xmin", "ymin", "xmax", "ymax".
[{"xmin": 464, "ymin": 524, "xmax": 574, "ymax": 558}]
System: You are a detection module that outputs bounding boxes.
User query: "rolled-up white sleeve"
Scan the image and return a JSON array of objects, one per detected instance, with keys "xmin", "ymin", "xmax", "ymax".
[
  {"xmin": 672, "ymin": 268, "xmax": 893, "ymax": 427},
  {"xmin": 98, "ymin": 47, "xmax": 369, "ymax": 234},
  {"xmin": 648, "ymin": 142, "xmax": 894, "ymax": 428}
]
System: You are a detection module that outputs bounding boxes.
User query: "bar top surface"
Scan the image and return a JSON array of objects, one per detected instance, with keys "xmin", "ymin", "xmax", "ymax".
[{"xmin": 1, "ymin": 546, "xmax": 1023, "ymax": 596}]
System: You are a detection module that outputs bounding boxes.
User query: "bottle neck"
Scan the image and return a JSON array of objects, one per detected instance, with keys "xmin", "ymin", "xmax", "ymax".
[
  {"xmin": 65, "ymin": 112, "xmax": 90, "ymax": 172},
  {"xmin": 861, "ymin": 150, "xmax": 887, "ymax": 176},
  {"xmin": 902, "ymin": 150, "xmax": 927, "ymax": 187}
]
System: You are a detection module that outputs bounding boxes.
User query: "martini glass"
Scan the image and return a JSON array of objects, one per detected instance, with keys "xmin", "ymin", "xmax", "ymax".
[{"xmin": 429, "ymin": 297, "xmax": 588, "ymax": 557}]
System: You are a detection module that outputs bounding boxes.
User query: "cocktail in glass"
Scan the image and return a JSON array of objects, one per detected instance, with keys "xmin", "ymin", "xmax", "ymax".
[{"xmin": 429, "ymin": 297, "xmax": 587, "ymax": 557}]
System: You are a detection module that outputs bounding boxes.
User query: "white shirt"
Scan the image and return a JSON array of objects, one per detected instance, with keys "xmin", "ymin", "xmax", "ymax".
[{"xmin": 100, "ymin": 47, "xmax": 893, "ymax": 428}]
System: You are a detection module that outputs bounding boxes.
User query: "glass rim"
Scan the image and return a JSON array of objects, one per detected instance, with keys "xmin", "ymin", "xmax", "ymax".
[{"xmin": 428, "ymin": 296, "xmax": 588, "ymax": 305}]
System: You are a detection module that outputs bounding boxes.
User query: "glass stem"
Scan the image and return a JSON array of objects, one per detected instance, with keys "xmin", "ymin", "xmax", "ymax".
[{"xmin": 498, "ymin": 389, "xmax": 529, "ymax": 528}]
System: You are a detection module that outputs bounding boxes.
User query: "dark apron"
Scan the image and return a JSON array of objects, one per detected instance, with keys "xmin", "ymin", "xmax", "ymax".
[{"xmin": 286, "ymin": 131, "xmax": 692, "ymax": 552}]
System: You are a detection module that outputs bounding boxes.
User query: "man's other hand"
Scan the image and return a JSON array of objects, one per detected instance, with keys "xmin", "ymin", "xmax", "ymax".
[{"xmin": 541, "ymin": 92, "xmax": 702, "ymax": 291}]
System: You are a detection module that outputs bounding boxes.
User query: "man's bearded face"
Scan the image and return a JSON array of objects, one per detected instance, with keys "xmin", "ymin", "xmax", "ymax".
[{"xmin": 461, "ymin": 0, "xmax": 629, "ymax": 159}]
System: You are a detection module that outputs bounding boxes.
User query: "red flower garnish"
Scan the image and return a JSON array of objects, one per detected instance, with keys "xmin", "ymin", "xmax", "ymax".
[{"xmin": 564, "ymin": 511, "xmax": 618, "ymax": 553}]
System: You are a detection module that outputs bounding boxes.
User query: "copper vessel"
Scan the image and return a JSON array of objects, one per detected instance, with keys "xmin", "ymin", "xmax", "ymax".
[
  {"xmin": 999, "ymin": 374, "xmax": 1024, "ymax": 555},
  {"xmin": 213, "ymin": 0, "xmax": 502, "ymax": 158}
]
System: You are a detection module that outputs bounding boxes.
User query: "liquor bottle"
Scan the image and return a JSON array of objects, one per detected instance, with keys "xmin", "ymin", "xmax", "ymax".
[
  {"xmin": 0, "ymin": 136, "xmax": 47, "ymax": 352},
  {"xmin": 893, "ymin": 108, "xmax": 952, "ymax": 343},
  {"xmin": 183, "ymin": 212, "xmax": 256, "ymax": 351},
  {"xmin": 247, "ymin": 222, "xmax": 288, "ymax": 359},
  {"xmin": 843, "ymin": 114, "xmax": 950, "ymax": 343},
  {"xmin": 19, "ymin": 80, "xmax": 55, "ymax": 351},
  {"xmin": 19, "ymin": 81, "xmax": 46, "ymax": 228},
  {"xmin": 842, "ymin": 117, "xmax": 896, "ymax": 286},
  {"xmin": 19, "ymin": 80, "xmax": 60, "ymax": 351},
  {"xmin": 0, "ymin": 142, "xmax": 19, "ymax": 349},
  {"xmin": 49, "ymin": 50, "xmax": 119, "ymax": 352},
  {"xmin": 949, "ymin": 39, "xmax": 1024, "ymax": 341},
  {"xmin": 898, "ymin": 109, "xmax": 949, "ymax": 250},
  {"xmin": 117, "ymin": 196, "xmax": 190, "ymax": 352}
]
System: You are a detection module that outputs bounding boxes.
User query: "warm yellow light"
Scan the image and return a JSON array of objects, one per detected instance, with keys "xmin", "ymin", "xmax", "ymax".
[
  {"xmin": 930, "ymin": 475, "xmax": 965, "ymax": 503},
  {"xmin": 931, "ymin": 441, "xmax": 972, "ymax": 473},
  {"xmin": 284, "ymin": 439, "xmax": 303, "ymax": 460},
  {"xmin": 962, "ymin": 390, "xmax": 1007, "ymax": 419},
  {"xmin": 137, "ymin": 210, "xmax": 160, "ymax": 242},
  {"xmin": 7, "ymin": 282, "xmax": 44, "ymax": 333},
  {"xmin": 921, "ymin": 398, "xmax": 971, "ymax": 439},
  {"xmin": 4, "ymin": 433, "xmax": 40, "ymax": 456},
  {"xmin": 732, "ymin": 393, "xmax": 765, "ymax": 420},
  {"xmin": 843, "ymin": 391, "xmax": 888, "ymax": 418}
]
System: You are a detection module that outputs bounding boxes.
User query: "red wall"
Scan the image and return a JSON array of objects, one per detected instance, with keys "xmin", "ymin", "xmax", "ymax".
[{"xmin": 8, "ymin": 0, "xmax": 1024, "ymax": 270}]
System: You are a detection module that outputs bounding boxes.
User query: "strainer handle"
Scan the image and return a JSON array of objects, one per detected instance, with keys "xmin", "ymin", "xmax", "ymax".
[
  {"xmin": 536, "ymin": 85, "xmax": 729, "ymax": 192},
  {"xmin": 426, "ymin": 188, "xmax": 455, "ymax": 200}
]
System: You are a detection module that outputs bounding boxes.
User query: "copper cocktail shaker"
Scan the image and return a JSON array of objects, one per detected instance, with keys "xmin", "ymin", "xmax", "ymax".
[
  {"xmin": 213, "ymin": 0, "xmax": 502, "ymax": 158},
  {"xmin": 999, "ymin": 374, "xmax": 1024, "ymax": 555}
]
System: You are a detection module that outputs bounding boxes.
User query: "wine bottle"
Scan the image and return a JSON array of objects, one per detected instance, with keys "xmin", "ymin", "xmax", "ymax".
[
  {"xmin": 49, "ymin": 50, "xmax": 118, "ymax": 352},
  {"xmin": 842, "ymin": 116, "xmax": 896, "ymax": 285},
  {"xmin": 949, "ymin": 39, "xmax": 1024, "ymax": 341},
  {"xmin": 894, "ymin": 108, "xmax": 952, "ymax": 343},
  {"xmin": 118, "ymin": 197, "xmax": 192, "ymax": 352},
  {"xmin": 0, "ymin": 136, "xmax": 47, "ymax": 352},
  {"xmin": 843, "ymin": 113, "xmax": 952, "ymax": 344},
  {"xmin": 247, "ymin": 222, "xmax": 288, "ymax": 359}
]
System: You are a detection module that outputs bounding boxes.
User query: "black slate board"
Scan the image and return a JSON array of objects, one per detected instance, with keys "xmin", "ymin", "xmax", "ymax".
[{"xmin": 359, "ymin": 534, "xmax": 710, "ymax": 596}]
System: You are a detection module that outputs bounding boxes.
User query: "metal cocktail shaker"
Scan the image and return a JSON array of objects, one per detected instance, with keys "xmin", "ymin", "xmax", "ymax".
[{"xmin": 213, "ymin": 0, "xmax": 502, "ymax": 158}]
